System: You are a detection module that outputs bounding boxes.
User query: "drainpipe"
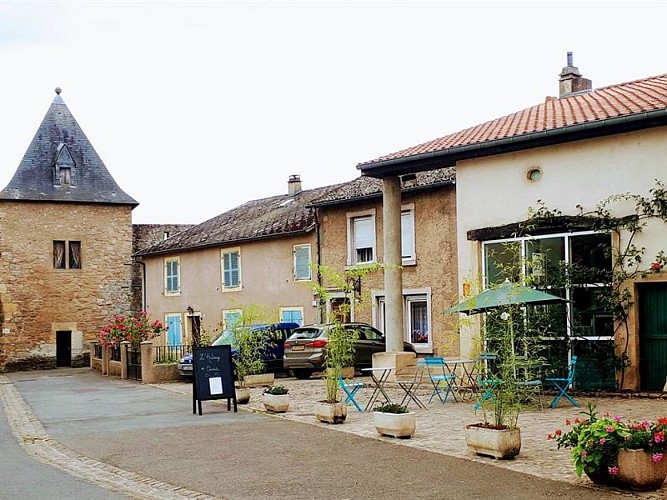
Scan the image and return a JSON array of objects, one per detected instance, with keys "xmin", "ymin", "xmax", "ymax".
[
  {"xmin": 135, "ymin": 258, "xmax": 147, "ymax": 312},
  {"xmin": 314, "ymin": 208, "xmax": 323, "ymax": 324}
]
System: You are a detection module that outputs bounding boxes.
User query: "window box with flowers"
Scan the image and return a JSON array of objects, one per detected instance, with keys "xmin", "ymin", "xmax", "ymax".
[{"xmin": 549, "ymin": 403, "xmax": 667, "ymax": 491}]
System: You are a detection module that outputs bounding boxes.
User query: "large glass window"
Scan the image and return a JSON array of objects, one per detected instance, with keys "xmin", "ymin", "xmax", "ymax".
[{"xmin": 374, "ymin": 290, "xmax": 431, "ymax": 352}]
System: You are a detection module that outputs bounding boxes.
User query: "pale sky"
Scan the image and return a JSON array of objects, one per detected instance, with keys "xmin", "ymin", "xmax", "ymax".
[{"xmin": 1, "ymin": 0, "xmax": 666, "ymax": 224}]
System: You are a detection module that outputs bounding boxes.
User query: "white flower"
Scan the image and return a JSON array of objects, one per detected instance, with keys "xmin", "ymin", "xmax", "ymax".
[{"xmin": 500, "ymin": 312, "xmax": 510, "ymax": 321}]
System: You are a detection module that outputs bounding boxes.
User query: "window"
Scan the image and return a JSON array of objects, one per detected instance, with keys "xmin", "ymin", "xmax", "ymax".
[
  {"xmin": 164, "ymin": 257, "xmax": 180, "ymax": 295},
  {"xmin": 373, "ymin": 288, "xmax": 432, "ymax": 352},
  {"xmin": 347, "ymin": 210, "xmax": 376, "ymax": 265},
  {"xmin": 222, "ymin": 249, "xmax": 241, "ymax": 290},
  {"xmin": 53, "ymin": 240, "xmax": 82, "ymax": 269},
  {"xmin": 222, "ymin": 309, "xmax": 242, "ymax": 331},
  {"xmin": 401, "ymin": 205, "xmax": 416, "ymax": 264},
  {"xmin": 294, "ymin": 244, "xmax": 312, "ymax": 281},
  {"xmin": 280, "ymin": 307, "xmax": 304, "ymax": 326}
]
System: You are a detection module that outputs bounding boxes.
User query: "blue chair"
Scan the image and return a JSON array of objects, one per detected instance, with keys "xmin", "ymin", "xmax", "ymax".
[
  {"xmin": 338, "ymin": 375, "xmax": 364, "ymax": 412},
  {"xmin": 545, "ymin": 356, "xmax": 580, "ymax": 408},
  {"xmin": 474, "ymin": 352, "xmax": 501, "ymax": 411},
  {"xmin": 424, "ymin": 357, "xmax": 458, "ymax": 403}
]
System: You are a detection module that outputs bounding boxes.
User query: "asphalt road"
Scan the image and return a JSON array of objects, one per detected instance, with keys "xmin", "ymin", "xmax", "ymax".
[{"xmin": 4, "ymin": 369, "xmax": 622, "ymax": 500}]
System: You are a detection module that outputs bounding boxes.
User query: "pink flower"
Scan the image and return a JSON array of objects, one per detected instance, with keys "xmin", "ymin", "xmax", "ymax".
[
  {"xmin": 581, "ymin": 450, "xmax": 588, "ymax": 458},
  {"xmin": 608, "ymin": 466, "xmax": 619, "ymax": 476},
  {"xmin": 613, "ymin": 415, "xmax": 622, "ymax": 422},
  {"xmin": 599, "ymin": 438, "xmax": 606, "ymax": 445},
  {"xmin": 654, "ymin": 431, "xmax": 665, "ymax": 443},
  {"xmin": 652, "ymin": 453, "xmax": 664, "ymax": 463},
  {"xmin": 606, "ymin": 426, "xmax": 614, "ymax": 433}
]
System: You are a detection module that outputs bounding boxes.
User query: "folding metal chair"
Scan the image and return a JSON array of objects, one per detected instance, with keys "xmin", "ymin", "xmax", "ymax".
[
  {"xmin": 545, "ymin": 355, "xmax": 580, "ymax": 408},
  {"xmin": 338, "ymin": 374, "xmax": 364, "ymax": 412},
  {"xmin": 424, "ymin": 357, "xmax": 457, "ymax": 403},
  {"xmin": 515, "ymin": 355, "xmax": 545, "ymax": 410},
  {"xmin": 474, "ymin": 352, "xmax": 501, "ymax": 411}
]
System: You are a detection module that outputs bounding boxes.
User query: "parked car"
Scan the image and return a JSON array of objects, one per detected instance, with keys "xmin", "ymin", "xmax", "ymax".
[
  {"xmin": 283, "ymin": 322, "xmax": 417, "ymax": 379},
  {"xmin": 177, "ymin": 322, "xmax": 300, "ymax": 378}
]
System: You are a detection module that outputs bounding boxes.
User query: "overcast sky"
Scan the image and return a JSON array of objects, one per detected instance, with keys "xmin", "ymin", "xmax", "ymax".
[{"xmin": 1, "ymin": 0, "xmax": 666, "ymax": 224}]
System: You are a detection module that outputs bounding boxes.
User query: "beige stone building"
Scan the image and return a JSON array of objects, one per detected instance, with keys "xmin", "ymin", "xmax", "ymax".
[
  {"xmin": 311, "ymin": 169, "xmax": 459, "ymax": 356},
  {"xmin": 135, "ymin": 176, "xmax": 339, "ymax": 345},
  {"xmin": 358, "ymin": 55, "xmax": 667, "ymax": 391},
  {"xmin": 0, "ymin": 89, "xmax": 138, "ymax": 371}
]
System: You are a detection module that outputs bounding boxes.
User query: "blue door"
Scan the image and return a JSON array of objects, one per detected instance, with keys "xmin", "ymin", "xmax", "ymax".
[{"xmin": 167, "ymin": 315, "xmax": 182, "ymax": 346}]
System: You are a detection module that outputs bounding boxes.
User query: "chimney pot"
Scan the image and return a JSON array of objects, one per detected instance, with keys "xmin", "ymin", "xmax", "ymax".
[
  {"xmin": 288, "ymin": 174, "xmax": 302, "ymax": 196},
  {"xmin": 558, "ymin": 52, "xmax": 592, "ymax": 98}
]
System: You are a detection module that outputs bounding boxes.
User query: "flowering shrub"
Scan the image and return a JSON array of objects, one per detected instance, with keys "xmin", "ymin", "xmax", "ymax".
[
  {"xmin": 548, "ymin": 403, "xmax": 667, "ymax": 478},
  {"xmin": 99, "ymin": 311, "xmax": 165, "ymax": 347}
]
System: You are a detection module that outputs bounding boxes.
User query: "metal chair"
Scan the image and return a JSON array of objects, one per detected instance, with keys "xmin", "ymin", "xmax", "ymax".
[
  {"xmin": 545, "ymin": 355, "xmax": 580, "ymax": 408},
  {"xmin": 474, "ymin": 352, "xmax": 501, "ymax": 411},
  {"xmin": 515, "ymin": 355, "xmax": 545, "ymax": 410},
  {"xmin": 338, "ymin": 374, "xmax": 364, "ymax": 412},
  {"xmin": 424, "ymin": 357, "xmax": 458, "ymax": 403}
]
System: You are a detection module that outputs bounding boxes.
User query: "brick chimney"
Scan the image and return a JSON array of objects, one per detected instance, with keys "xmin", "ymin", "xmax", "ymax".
[
  {"xmin": 288, "ymin": 174, "xmax": 302, "ymax": 196},
  {"xmin": 559, "ymin": 52, "xmax": 592, "ymax": 98}
]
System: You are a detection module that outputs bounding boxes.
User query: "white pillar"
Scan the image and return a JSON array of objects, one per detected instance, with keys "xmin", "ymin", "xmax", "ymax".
[{"xmin": 382, "ymin": 176, "xmax": 403, "ymax": 352}]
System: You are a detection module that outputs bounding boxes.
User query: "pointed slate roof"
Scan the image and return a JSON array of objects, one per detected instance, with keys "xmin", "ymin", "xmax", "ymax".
[
  {"xmin": 0, "ymin": 89, "xmax": 138, "ymax": 206},
  {"xmin": 135, "ymin": 183, "xmax": 342, "ymax": 257},
  {"xmin": 358, "ymin": 73, "xmax": 667, "ymax": 176}
]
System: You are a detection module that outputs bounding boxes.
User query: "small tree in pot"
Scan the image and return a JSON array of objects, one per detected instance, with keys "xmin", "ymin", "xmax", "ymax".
[{"xmin": 373, "ymin": 402, "xmax": 416, "ymax": 439}]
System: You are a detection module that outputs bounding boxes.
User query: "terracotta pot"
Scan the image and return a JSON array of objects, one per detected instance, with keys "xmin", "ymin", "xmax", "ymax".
[
  {"xmin": 314, "ymin": 401, "xmax": 347, "ymax": 424},
  {"xmin": 464, "ymin": 423, "xmax": 521, "ymax": 459},
  {"xmin": 374, "ymin": 411, "xmax": 416, "ymax": 439},
  {"xmin": 263, "ymin": 393, "xmax": 289, "ymax": 413},
  {"xmin": 616, "ymin": 449, "xmax": 667, "ymax": 491}
]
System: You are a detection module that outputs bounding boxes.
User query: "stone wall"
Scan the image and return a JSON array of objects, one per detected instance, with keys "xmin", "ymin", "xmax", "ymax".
[{"xmin": 0, "ymin": 201, "xmax": 134, "ymax": 371}]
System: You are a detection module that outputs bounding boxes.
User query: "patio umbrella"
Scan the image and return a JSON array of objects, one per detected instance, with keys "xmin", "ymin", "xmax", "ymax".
[{"xmin": 446, "ymin": 280, "xmax": 569, "ymax": 316}]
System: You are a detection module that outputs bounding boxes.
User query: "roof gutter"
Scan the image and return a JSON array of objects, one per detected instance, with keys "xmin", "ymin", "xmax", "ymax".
[{"xmin": 357, "ymin": 109, "xmax": 667, "ymax": 178}]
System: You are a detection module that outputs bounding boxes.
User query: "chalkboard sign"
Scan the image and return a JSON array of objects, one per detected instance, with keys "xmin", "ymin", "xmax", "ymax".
[{"xmin": 192, "ymin": 345, "xmax": 237, "ymax": 415}]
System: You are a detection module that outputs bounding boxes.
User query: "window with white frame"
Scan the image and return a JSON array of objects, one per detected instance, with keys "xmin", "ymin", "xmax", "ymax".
[
  {"xmin": 280, "ymin": 307, "xmax": 304, "ymax": 326},
  {"xmin": 293, "ymin": 244, "xmax": 312, "ymax": 281},
  {"xmin": 347, "ymin": 210, "xmax": 376, "ymax": 265},
  {"xmin": 401, "ymin": 204, "xmax": 416, "ymax": 264},
  {"xmin": 221, "ymin": 249, "xmax": 241, "ymax": 290},
  {"xmin": 373, "ymin": 288, "xmax": 432, "ymax": 352},
  {"xmin": 164, "ymin": 257, "xmax": 180, "ymax": 295}
]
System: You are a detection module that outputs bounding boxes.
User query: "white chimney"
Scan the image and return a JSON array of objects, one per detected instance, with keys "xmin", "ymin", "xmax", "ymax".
[{"xmin": 288, "ymin": 174, "xmax": 302, "ymax": 196}]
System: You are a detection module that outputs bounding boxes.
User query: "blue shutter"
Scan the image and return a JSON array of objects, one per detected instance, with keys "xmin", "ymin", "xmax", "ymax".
[
  {"xmin": 223, "ymin": 251, "xmax": 240, "ymax": 288},
  {"xmin": 167, "ymin": 315, "xmax": 182, "ymax": 346}
]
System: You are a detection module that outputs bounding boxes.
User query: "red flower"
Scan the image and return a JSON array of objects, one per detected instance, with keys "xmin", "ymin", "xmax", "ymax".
[{"xmin": 652, "ymin": 262, "xmax": 662, "ymax": 271}]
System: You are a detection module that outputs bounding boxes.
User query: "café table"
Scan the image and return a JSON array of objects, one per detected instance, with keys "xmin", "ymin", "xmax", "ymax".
[
  {"xmin": 361, "ymin": 366, "xmax": 394, "ymax": 411},
  {"xmin": 443, "ymin": 358, "xmax": 478, "ymax": 401},
  {"xmin": 396, "ymin": 362, "xmax": 426, "ymax": 409}
]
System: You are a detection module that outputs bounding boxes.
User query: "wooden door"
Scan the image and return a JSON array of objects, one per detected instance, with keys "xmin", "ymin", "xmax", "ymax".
[
  {"xmin": 639, "ymin": 283, "xmax": 667, "ymax": 391},
  {"xmin": 56, "ymin": 331, "xmax": 71, "ymax": 367}
]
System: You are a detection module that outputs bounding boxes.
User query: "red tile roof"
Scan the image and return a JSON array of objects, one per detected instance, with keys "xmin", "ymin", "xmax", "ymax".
[{"xmin": 359, "ymin": 73, "xmax": 667, "ymax": 168}]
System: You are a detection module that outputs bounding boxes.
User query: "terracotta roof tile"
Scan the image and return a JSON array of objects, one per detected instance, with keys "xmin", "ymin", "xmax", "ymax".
[{"xmin": 360, "ymin": 73, "xmax": 667, "ymax": 167}]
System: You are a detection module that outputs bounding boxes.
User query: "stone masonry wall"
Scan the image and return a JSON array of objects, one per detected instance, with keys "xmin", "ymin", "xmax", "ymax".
[
  {"xmin": 317, "ymin": 186, "xmax": 459, "ymax": 356},
  {"xmin": 0, "ymin": 201, "xmax": 134, "ymax": 371}
]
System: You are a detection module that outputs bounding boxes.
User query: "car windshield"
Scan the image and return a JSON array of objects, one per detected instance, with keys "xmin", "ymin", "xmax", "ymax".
[
  {"xmin": 212, "ymin": 330, "xmax": 236, "ymax": 346},
  {"xmin": 289, "ymin": 328, "xmax": 323, "ymax": 340}
]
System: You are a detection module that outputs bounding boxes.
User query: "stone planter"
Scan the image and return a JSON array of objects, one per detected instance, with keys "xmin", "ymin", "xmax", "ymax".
[
  {"xmin": 464, "ymin": 423, "xmax": 521, "ymax": 459},
  {"xmin": 263, "ymin": 393, "xmax": 290, "ymax": 413},
  {"xmin": 374, "ymin": 411, "xmax": 416, "ymax": 439},
  {"xmin": 243, "ymin": 373, "xmax": 274, "ymax": 388},
  {"xmin": 236, "ymin": 387, "xmax": 250, "ymax": 405},
  {"xmin": 616, "ymin": 449, "xmax": 667, "ymax": 491},
  {"xmin": 314, "ymin": 401, "xmax": 347, "ymax": 424}
]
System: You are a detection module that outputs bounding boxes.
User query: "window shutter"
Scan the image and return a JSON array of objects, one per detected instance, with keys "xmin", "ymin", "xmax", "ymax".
[
  {"xmin": 294, "ymin": 245, "xmax": 311, "ymax": 280},
  {"xmin": 224, "ymin": 251, "xmax": 240, "ymax": 288},
  {"xmin": 353, "ymin": 217, "xmax": 374, "ymax": 249},
  {"xmin": 401, "ymin": 211, "xmax": 415, "ymax": 259}
]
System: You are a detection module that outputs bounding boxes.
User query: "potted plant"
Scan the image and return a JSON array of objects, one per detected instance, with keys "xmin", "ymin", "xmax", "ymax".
[
  {"xmin": 549, "ymin": 403, "xmax": 667, "ymax": 491},
  {"xmin": 314, "ymin": 323, "xmax": 357, "ymax": 424},
  {"xmin": 262, "ymin": 385, "xmax": 290, "ymax": 413},
  {"xmin": 373, "ymin": 402, "xmax": 416, "ymax": 439},
  {"xmin": 233, "ymin": 324, "xmax": 272, "ymax": 404},
  {"xmin": 464, "ymin": 310, "xmax": 525, "ymax": 459}
]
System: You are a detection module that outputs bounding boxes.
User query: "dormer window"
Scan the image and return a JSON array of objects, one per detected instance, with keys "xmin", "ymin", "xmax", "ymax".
[{"xmin": 54, "ymin": 143, "xmax": 76, "ymax": 186}]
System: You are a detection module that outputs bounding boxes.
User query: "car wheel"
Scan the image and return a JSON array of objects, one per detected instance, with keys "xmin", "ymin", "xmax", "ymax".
[{"xmin": 291, "ymin": 369, "xmax": 313, "ymax": 379}]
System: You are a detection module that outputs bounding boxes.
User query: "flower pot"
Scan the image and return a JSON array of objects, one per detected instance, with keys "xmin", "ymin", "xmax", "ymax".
[
  {"xmin": 263, "ymin": 393, "xmax": 289, "ymax": 413},
  {"xmin": 464, "ymin": 423, "xmax": 521, "ymax": 459},
  {"xmin": 314, "ymin": 401, "xmax": 347, "ymax": 424},
  {"xmin": 235, "ymin": 387, "xmax": 250, "ymax": 405},
  {"xmin": 584, "ymin": 468, "xmax": 617, "ymax": 486},
  {"xmin": 616, "ymin": 449, "xmax": 667, "ymax": 491},
  {"xmin": 374, "ymin": 411, "xmax": 416, "ymax": 439}
]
